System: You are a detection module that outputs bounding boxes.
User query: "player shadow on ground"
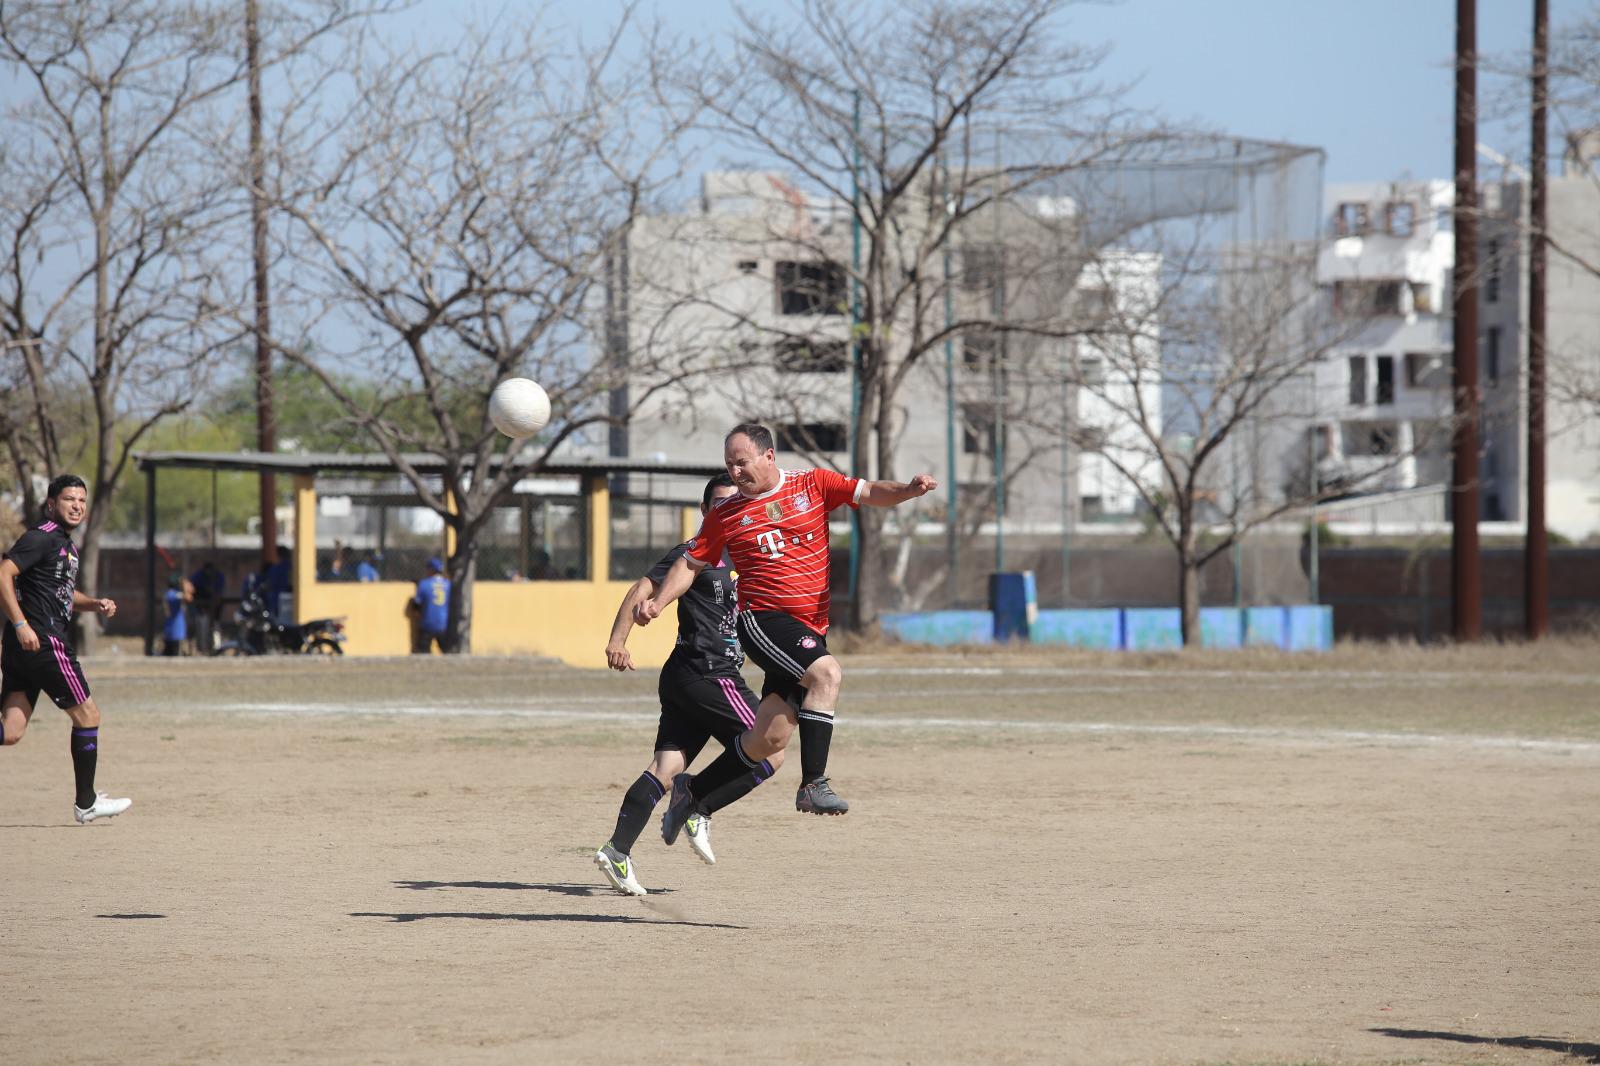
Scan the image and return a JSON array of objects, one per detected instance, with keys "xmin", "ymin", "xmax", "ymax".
[
  {"xmin": 393, "ymin": 880, "xmax": 675, "ymax": 897},
  {"xmin": 1370, "ymin": 1027, "xmax": 1600, "ymax": 1063},
  {"xmin": 351, "ymin": 911, "xmax": 743, "ymax": 929}
]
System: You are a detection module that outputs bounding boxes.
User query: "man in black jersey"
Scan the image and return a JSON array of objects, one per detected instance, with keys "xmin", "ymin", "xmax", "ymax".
[
  {"xmin": 592, "ymin": 474, "xmax": 782, "ymax": 896},
  {"xmin": 1, "ymin": 475, "xmax": 132, "ymax": 824}
]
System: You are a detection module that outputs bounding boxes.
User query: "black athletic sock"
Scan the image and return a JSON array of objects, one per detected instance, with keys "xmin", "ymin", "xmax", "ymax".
[
  {"xmin": 797, "ymin": 710, "xmax": 833, "ymax": 784},
  {"xmin": 688, "ymin": 733, "xmax": 760, "ymax": 804},
  {"xmin": 700, "ymin": 755, "xmax": 777, "ymax": 816},
  {"xmin": 608, "ymin": 772, "xmax": 666, "ymax": 855},
  {"xmin": 70, "ymin": 726, "xmax": 98, "ymax": 809}
]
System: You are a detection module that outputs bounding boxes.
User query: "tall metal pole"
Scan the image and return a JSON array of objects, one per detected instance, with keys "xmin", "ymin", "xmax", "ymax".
[
  {"xmin": 991, "ymin": 130, "xmax": 1006, "ymax": 574},
  {"xmin": 848, "ymin": 91, "xmax": 863, "ymax": 611},
  {"xmin": 1526, "ymin": 0, "xmax": 1550, "ymax": 637},
  {"xmin": 1451, "ymin": 0, "xmax": 1483, "ymax": 640},
  {"xmin": 247, "ymin": 0, "xmax": 277, "ymax": 565},
  {"xmin": 942, "ymin": 159, "xmax": 959, "ymax": 608},
  {"xmin": 1059, "ymin": 352, "xmax": 1071, "ymax": 605}
]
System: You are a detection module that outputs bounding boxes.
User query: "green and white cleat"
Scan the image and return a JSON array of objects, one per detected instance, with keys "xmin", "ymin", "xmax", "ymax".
[
  {"xmin": 684, "ymin": 811, "xmax": 715, "ymax": 865},
  {"xmin": 594, "ymin": 843, "xmax": 647, "ymax": 896}
]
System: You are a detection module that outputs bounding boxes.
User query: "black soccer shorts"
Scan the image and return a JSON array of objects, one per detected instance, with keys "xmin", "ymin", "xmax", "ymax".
[
  {"xmin": 734, "ymin": 609, "xmax": 831, "ymax": 707},
  {"xmin": 653, "ymin": 658, "xmax": 760, "ymax": 761},
  {"xmin": 1, "ymin": 628, "xmax": 92, "ymax": 711}
]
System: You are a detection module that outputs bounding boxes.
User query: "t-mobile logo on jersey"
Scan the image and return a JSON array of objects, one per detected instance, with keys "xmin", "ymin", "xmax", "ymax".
[{"xmin": 756, "ymin": 529, "xmax": 785, "ymax": 558}]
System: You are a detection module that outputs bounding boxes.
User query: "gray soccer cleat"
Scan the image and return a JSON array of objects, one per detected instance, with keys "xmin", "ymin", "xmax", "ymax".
[
  {"xmin": 684, "ymin": 811, "xmax": 715, "ymax": 865},
  {"xmin": 795, "ymin": 777, "xmax": 849, "ymax": 815},
  {"xmin": 594, "ymin": 843, "xmax": 647, "ymax": 896},
  {"xmin": 660, "ymin": 772, "xmax": 697, "ymax": 845}
]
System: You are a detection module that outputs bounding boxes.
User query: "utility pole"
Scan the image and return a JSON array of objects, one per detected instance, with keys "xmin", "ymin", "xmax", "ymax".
[
  {"xmin": 1525, "ymin": 0, "xmax": 1550, "ymax": 638},
  {"xmin": 1451, "ymin": 0, "xmax": 1483, "ymax": 640},
  {"xmin": 247, "ymin": 0, "xmax": 277, "ymax": 564}
]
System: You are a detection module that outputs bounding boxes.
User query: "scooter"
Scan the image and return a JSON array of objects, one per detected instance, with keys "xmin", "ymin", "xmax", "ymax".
[{"xmin": 213, "ymin": 596, "xmax": 348, "ymax": 656}]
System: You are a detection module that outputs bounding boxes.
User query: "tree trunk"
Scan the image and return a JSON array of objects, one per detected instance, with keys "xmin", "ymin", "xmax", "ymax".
[
  {"xmin": 1178, "ymin": 522, "xmax": 1200, "ymax": 647},
  {"xmin": 78, "ymin": 529, "xmax": 104, "ymax": 656},
  {"xmin": 447, "ymin": 536, "xmax": 477, "ymax": 655}
]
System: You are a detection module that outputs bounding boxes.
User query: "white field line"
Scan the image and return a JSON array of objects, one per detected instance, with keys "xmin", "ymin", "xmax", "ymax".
[
  {"xmin": 850, "ymin": 664, "xmax": 1600, "ymax": 686},
  {"xmin": 208, "ymin": 700, "xmax": 1600, "ymax": 758}
]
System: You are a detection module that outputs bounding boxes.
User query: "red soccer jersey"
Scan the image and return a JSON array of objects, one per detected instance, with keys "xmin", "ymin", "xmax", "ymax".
[{"xmin": 684, "ymin": 468, "xmax": 863, "ymax": 633}]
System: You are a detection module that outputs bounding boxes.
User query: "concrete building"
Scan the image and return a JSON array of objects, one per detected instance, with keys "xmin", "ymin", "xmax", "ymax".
[
  {"xmin": 1307, "ymin": 147, "xmax": 1600, "ymax": 541},
  {"xmin": 611, "ymin": 171, "xmax": 1162, "ymax": 534}
]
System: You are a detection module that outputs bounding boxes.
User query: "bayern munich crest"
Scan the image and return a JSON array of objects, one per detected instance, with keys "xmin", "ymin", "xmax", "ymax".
[
  {"xmin": 799, "ymin": 636, "xmax": 818, "ymax": 649},
  {"xmin": 794, "ymin": 492, "xmax": 810, "ymax": 511}
]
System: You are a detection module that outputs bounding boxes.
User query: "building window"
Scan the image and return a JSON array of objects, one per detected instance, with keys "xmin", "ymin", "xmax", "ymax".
[
  {"xmin": 774, "ymin": 422, "xmax": 847, "ymax": 453},
  {"xmin": 1335, "ymin": 202, "xmax": 1369, "ymax": 237},
  {"xmin": 1332, "ymin": 279, "xmax": 1404, "ymax": 316},
  {"xmin": 1348, "ymin": 355, "xmax": 1367, "ymax": 406},
  {"xmin": 1386, "ymin": 201, "xmax": 1415, "ymax": 237},
  {"xmin": 961, "ymin": 245, "xmax": 1003, "ymax": 292},
  {"xmin": 737, "ymin": 260, "xmax": 759, "ymax": 274},
  {"xmin": 1485, "ymin": 239, "xmax": 1501, "ymax": 303},
  {"xmin": 775, "ymin": 260, "xmax": 847, "ymax": 315},
  {"xmin": 1341, "ymin": 421, "xmax": 1397, "ymax": 457},
  {"xmin": 1486, "ymin": 326, "xmax": 1501, "ymax": 382},
  {"xmin": 1374, "ymin": 280, "xmax": 1403, "ymax": 315},
  {"xmin": 1080, "ymin": 495, "xmax": 1105, "ymax": 520},
  {"xmin": 1078, "ymin": 356, "xmax": 1105, "ymax": 386},
  {"xmin": 961, "ymin": 403, "xmax": 1004, "ymax": 457},
  {"xmin": 1405, "ymin": 352, "xmax": 1446, "ymax": 388},
  {"xmin": 774, "ymin": 337, "xmax": 849, "ymax": 372},
  {"xmin": 962, "ymin": 330, "xmax": 998, "ymax": 371},
  {"xmin": 1410, "ymin": 281, "xmax": 1434, "ymax": 314},
  {"xmin": 1375, "ymin": 355, "xmax": 1395, "ymax": 405}
]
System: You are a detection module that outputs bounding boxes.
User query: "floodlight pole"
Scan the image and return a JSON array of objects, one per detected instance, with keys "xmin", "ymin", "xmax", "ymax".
[
  {"xmin": 942, "ymin": 157, "xmax": 959, "ymax": 608},
  {"xmin": 1525, "ymin": 0, "xmax": 1550, "ymax": 637},
  {"xmin": 247, "ymin": 0, "xmax": 277, "ymax": 566},
  {"xmin": 1451, "ymin": 0, "xmax": 1483, "ymax": 640},
  {"xmin": 848, "ymin": 90, "xmax": 862, "ymax": 615}
]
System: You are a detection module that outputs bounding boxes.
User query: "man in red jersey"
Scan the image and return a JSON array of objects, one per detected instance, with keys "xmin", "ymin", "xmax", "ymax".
[{"xmin": 636, "ymin": 422, "xmax": 935, "ymax": 830}]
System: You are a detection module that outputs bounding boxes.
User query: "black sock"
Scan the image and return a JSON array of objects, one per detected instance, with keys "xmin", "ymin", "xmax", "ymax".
[
  {"xmin": 797, "ymin": 710, "xmax": 833, "ymax": 784},
  {"xmin": 700, "ymin": 754, "xmax": 777, "ymax": 815},
  {"xmin": 71, "ymin": 726, "xmax": 98, "ymax": 809},
  {"xmin": 608, "ymin": 772, "xmax": 666, "ymax": 855},
  {"xmin": 689, "ymin": 734, "xmax": 760, "ymax": 804}
]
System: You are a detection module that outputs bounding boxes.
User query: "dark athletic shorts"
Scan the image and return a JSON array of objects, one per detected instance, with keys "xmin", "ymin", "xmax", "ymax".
[
  {"xmin": 653, "ymin": 656, "xmax": 759, "ymax": 762},
  {"xmin": 1, "ymin": 627, "xmax": 92, "ymax": 711},
  {"xmin": 734, "ymin": 610, "xmax": 831, "ymax": 707}
]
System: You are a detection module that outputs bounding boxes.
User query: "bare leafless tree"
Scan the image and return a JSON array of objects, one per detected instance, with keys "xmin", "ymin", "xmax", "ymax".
[
  {"xmin": 650, "ymin": 0, "xmax": 1176, "ymax": 630},
  {"xmin": 0, "ymin": 0, "xmax": 380, "ymax": 647},
  {"xmin": 248, "ymin": 14, "xmax": 705, "ymax": 651}
]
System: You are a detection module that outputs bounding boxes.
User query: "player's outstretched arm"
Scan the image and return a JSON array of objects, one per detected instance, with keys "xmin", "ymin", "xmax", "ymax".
[
  {"xmin": 72, "ymin": 590, "xmax": 116, "ymax": 618},
  {"xmin": 605, "ymin": 576, "xmax": 657, "ymax": 671},
  {"xmin": 859, "ymin": 473, "xmax": 938, "ymax": 508},
  {"xmin": 635, "ymin": 555, "xmax": 700, "ymax": 626}
]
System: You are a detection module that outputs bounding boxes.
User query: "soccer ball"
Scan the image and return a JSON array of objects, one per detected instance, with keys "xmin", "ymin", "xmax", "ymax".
[{"xmin": 488, "ymin": 377, "xmax": 551, "ymax": 440}]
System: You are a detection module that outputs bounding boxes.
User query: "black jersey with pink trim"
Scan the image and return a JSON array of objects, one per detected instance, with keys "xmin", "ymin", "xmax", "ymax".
[
  {"xmin": 684, "ymin": 468, "xmax": 862, "ymax": 633},
  {"xmin": 3, "ymin": 520, "xmax": 81, "ymax": 640}
]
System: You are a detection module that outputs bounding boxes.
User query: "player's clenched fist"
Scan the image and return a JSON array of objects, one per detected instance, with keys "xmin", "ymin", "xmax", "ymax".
[
  {"xmin": 909, "ymin": 473, "xmax": 937, "ymax": 496},
  {"xmin": 633, "ymin": 599, "xmax": 662, "ymax": 626}
]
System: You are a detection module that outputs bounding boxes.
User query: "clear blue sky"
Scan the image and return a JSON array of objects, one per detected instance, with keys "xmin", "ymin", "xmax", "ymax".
[{"xmin": 394, "ymin": 0, "xmax": 1542, "ymax": 184}]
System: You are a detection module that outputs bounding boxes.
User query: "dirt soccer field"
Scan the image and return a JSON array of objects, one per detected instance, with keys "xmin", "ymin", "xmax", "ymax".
[{"xmin": 3, "ymin": 643, "xmax": 1598, "ymax": 1065}]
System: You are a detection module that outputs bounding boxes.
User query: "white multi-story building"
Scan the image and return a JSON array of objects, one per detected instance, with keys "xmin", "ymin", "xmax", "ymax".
[
  {"xmin": 1310, "ymin": 139, "xmax": 1600, "ymax": 540},
  {"xmin": 613, "ymin": 171, "xmax": 1162, "ymax": 531}
]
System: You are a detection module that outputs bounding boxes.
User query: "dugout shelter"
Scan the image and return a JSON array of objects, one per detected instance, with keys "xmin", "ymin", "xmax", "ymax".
[{"xmin": 133, "ymin": 451, "xmax": 723, "ymax": 664}]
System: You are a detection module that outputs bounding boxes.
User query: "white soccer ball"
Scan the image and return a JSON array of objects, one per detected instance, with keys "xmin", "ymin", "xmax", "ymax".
[{"xmin": 488, "ymin": 377, "xmax": 551, "ymax": 440}]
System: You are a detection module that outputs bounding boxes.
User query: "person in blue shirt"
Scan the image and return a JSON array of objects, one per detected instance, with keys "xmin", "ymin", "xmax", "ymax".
[
  {"xmin": 355, "ymin": 551, "xmax": 380, "ymax": 583},
  {"xmin": 412, "ymin": 558, "xmax": 450, "ymax": 654},
  {"xmin": 162, "ymin": 575, "xmax": 189, "ymax": 657},
  {"xmin": 263, "ymin": 546, "xmax": 292, "ymax": 622}
]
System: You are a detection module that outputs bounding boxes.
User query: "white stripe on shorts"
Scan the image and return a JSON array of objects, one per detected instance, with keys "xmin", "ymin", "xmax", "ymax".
[{"xmin": 738, "ymin": 612, "xmax": 807, "ymax": 680}]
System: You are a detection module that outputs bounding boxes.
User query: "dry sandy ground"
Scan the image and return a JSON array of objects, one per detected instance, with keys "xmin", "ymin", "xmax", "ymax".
[{"xmin": 2, "ymin": 648, "xmax": 1598, "ymax": 1065}]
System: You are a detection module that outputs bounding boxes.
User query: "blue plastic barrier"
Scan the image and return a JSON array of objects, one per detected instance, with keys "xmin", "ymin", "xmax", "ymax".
[
  {"xmin": 1031, "ymin": 609, "xmax": 1122, "ymax": 649},
  {"xmin": 1244, "ymin": 606, "xmax": 1289, "ymax": 649},
  {"xmin": 1199, "ymin": 607, "xmax": 1244, "ymax": 649},
  {"xmin": 1123, "ymin": 607, "xmax": 1183, "ymax": 650},
  {"xmin": 880, "ymin": 611, "xmax": 994, "ymax": 646}
]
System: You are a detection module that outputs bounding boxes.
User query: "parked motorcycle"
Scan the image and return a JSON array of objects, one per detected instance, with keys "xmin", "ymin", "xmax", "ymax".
[{"xmin": 213, "ymin": 596, "xmax": 347, "ymax": 656}]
